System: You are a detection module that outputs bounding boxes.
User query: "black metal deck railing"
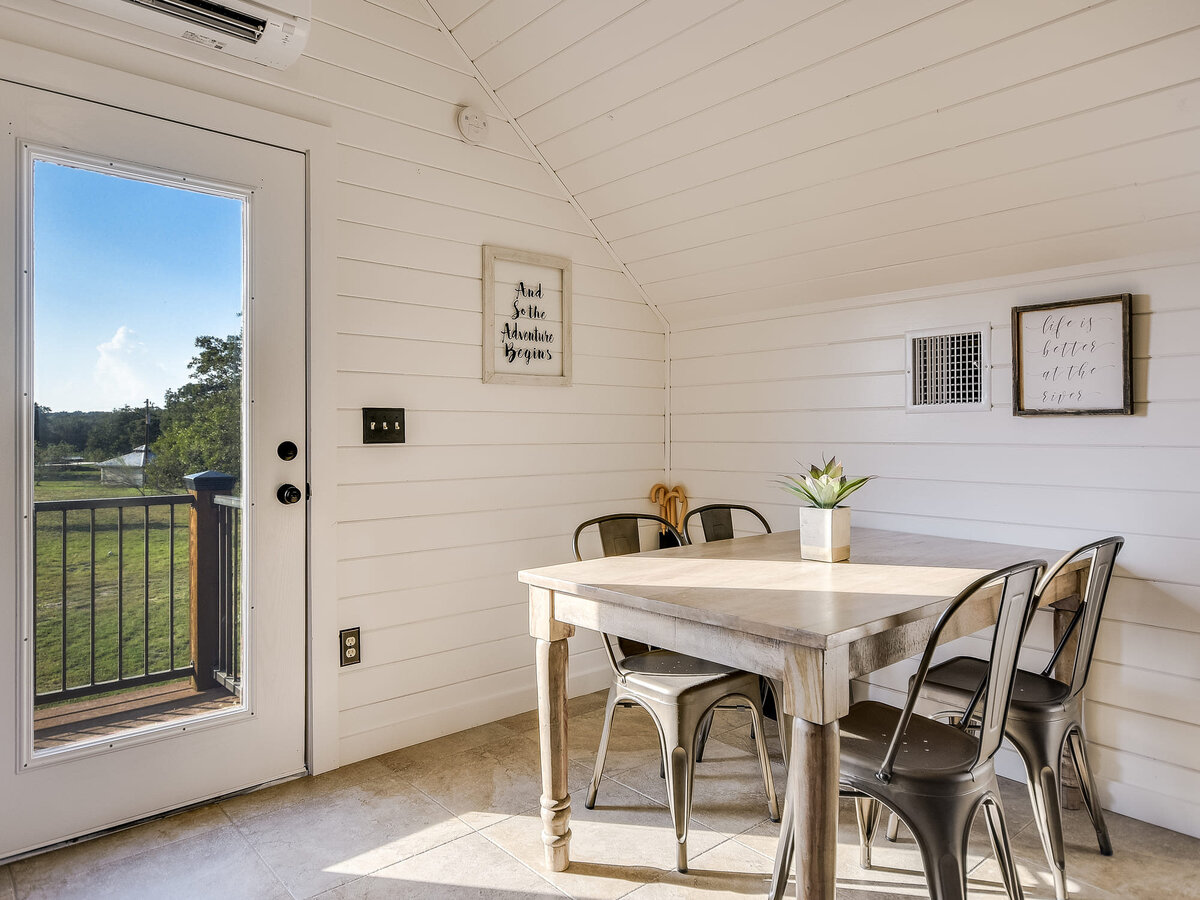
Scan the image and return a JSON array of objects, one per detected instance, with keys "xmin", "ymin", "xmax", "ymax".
[
  {"xmin": 33, "ymin": 494, "xmax": 197, "ymax": 705},
  {"xmin": 212, "ymin": 494, "xmax": 242, "ymax": 691}
]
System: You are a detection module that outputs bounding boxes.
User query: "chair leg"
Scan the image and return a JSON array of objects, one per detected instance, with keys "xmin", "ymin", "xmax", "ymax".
[
  {"xmin": 777, "ymin": 712, "xmax": 792, "ymax": 768},
  {"xmin": 660, "ymin": 705, "xmax": 698, "ymax": 873},
  {"xmin": 695, "ymin": 709, "xmax": 715, "ymax": 762},
  {"xmin": 982, "ymin": 795, "xmax": 1026, "ymax": 900},
  {"xmin": 854, "ymin": 796, "xmax": 882, "ymax": 869},
  {"xmin": 1067, "ymin": 727, "xmax": 1113, "ymax": 856},
  {"xmin": 585, "ymin": 685, "xmax": 620, "ymax": 809},
  {"xmin": 747, "ymin": 697, "xmax": 780, "ymax": 821},
  {"xmin": 886, "ymin": 811, "xmax": 901, "ymax": 841},
  {"xmin": 770, "ymin": 772, "xmax": 795, "ymax": 900},
  {"xmin": 1005, "ymin": 726, "xmax": 1069, "ymax": 900},
  {"xmin": 906, "ymin": 797, "xmax": 974, "ymax": 900}
]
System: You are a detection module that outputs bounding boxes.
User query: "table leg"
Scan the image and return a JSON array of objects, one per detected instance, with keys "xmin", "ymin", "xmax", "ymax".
[
  {"xmin": 536, "ymin": 635, "xmax": 571, "ymax": 871},
  {"xmin": 768, "ymin": 715, "xmax": 840, "ymax": 900}
]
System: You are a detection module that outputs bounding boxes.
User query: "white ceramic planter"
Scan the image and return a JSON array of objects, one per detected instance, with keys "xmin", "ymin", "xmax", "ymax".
[{"xmin": 799, "ymin": 506, "xmax": 851, "ymax": 562}]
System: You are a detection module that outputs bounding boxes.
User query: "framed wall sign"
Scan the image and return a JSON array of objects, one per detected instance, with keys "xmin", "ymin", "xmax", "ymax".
[
  {"xmin": 482, "ymin": 245, "xmax": 572, "ymax": 386},
  {"xmin": 1012, "ymin": 293, "xmax": 1132, "ymax": 416}
]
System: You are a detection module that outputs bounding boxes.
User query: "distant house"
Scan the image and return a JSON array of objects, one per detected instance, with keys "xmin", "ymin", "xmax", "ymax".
[{"xmin": 98, "ymin": 445, "xmax": 153, "ymax": 487}]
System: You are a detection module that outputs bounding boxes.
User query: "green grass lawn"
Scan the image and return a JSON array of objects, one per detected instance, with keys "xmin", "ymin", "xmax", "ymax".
[{"xmin": 32, "ymin": 472, "xmax": 212, "ymax": 700}]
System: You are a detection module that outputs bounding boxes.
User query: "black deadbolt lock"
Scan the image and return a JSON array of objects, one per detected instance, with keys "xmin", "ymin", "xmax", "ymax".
[
  {"xmin": 277, "ymin": 440, "xmax": 298, "ymax": 461},
  {"xmin": 277, "ymin": 483, "xmax": 303, "ymax": 505}
]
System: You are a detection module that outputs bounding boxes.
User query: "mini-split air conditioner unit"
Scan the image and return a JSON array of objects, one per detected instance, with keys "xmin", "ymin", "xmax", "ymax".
[{"xmin": 55, "ymin": 0, "xmax": 311, "ymax": 69}]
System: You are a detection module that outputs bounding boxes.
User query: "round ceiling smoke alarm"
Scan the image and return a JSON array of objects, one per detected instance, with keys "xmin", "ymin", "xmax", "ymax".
[{"xmin": 457, "ymin": 106, "xmax": 489, "ymax": 144}]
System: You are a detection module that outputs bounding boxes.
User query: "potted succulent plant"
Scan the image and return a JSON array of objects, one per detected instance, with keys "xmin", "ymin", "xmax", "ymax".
[{"xmin": 777, "ymin": 457, "xmax": 874, "ymax": 562}]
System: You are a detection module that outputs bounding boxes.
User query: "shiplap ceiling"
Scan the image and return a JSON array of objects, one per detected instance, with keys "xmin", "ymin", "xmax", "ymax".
[{"xmin": 428, "ymin": 0, "xmax": 1200, "ymax": 326}]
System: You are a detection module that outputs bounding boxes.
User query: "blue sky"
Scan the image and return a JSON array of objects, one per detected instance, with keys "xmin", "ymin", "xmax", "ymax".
[{"xmin": 33, "ymin": 159, "xmax": 245, "ymax": 413}]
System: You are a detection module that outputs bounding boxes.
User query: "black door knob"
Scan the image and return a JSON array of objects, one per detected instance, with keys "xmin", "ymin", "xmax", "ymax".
[{"xmin": 277, "ymin": 483, "xmax": 303, "ymax": 505}]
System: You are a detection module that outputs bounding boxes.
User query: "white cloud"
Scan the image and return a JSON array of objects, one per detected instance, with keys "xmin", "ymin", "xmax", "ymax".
[{"xmin": 92, "ymin": 326, "xmax": 169, "ymax": 408}]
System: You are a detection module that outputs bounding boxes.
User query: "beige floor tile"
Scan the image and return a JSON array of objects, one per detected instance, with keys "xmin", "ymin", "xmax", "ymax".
[
  {"xmin": 8, "ymin": 803, "xmax": 229, "ymax": 893},
  {"xmin": 703, "ymin": 706, "xmax": 764, "ymax": 738},
  {"xmin": 315, "ymin": 831, "xmax": 567, "ymax": 898},
  {"xmin": 481, "ymin": 777, "xmax": 727, "ymax": 900},
  {"xmin": 621, "ymin": 837, "xmax": 788, "ymax": 899},
  {"xmin": 11, "ymin": 825, "xmax": 287, "ymax": 900},
  {"xmin": 391, "ymin": 732, "xmax": 593, "ymax": 830},
  {"xmin": 611, "ymin": 736, "xmax": 780, "ymax": 838},
  {"xmin": 377, "ymin": 722, "xmax": 520, "ymax": 773},
  {"xmin": 525, "ymin": 702, "xmax": 666, "ymax": 777},
  {"xmin": 735, "ymin": 801, "xmax": 926, "ymax": 896},
  {"xmin": 232, "ymin": 765, "xmax": 471, "ymax": 899},
  {"xmin": 1000, "ymin": 802, "xmax": 1200, "ymax": 900},
  {"xmin": 220, "ymin": 758, "xmax": 392, "ymax": 824},
  {"xmin": 9, "ymin": 715, "xmax": 1198, "ymax": 900},
  {"xmin": 969, "ymin": 847, "xmax": 1123, "ymax": 899},
  {"xmin": 495, "ymin": 690, "xmax": 609, "ymax": 736}
]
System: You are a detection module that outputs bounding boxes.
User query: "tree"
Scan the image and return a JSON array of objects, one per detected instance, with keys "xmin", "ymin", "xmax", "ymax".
[
  {"xmin": 147, "ymin": 334, "xmax": 241, "ymax": 490},
  {"xmin": 83, "ymin": 405, "xmax": 159, "ymax": 461},
  {"xmin": 35, "ymin": 405, "xmax": 158, "ymax": 459}
]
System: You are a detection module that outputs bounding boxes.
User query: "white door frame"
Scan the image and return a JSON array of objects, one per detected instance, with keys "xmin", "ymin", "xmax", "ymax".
[{"xmin": 0, "ymin": 38, "xmax": 340, "ymax": 777}]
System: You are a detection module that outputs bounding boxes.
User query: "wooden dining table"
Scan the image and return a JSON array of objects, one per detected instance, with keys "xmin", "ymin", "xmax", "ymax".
[{"xmin": 519, "ymin": 526, "xmax": 1084, "ymax": 900}]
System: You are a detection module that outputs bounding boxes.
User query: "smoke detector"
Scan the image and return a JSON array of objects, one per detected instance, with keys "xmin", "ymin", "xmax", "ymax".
[{"xmin": 457, "ymin": 106, "xmax": 489, "ymax": 144}]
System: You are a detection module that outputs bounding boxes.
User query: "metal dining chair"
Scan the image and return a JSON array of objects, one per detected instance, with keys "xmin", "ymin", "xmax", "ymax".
[
  {"xmin": 682, "ymin": 502, "xmax": 772, "ymax": 544},
  {"xmin": 681, "ymin": 503, "xmax": 786, "ymax": 762},
  {"xmin": 573, "ymin": 513, "xmax": 779, "ymax": 873},
  {"xmin": 898, "ymin": 537, "xmax": 1123, "ymax": 900},
  {"xmin": 771, "ymin": 558, "xmax": 1046, "ymax": 900}
]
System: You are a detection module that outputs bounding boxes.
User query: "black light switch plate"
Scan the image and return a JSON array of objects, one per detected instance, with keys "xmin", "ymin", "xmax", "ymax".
[{"xmin": 363, "ymin": 408, "xmax": 405, "ymax": 444}]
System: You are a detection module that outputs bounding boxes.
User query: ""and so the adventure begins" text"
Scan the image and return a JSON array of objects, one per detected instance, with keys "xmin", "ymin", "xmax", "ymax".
[{"xmin": 502, "ymin": 281, "xmax": 556, "ymax": 365}]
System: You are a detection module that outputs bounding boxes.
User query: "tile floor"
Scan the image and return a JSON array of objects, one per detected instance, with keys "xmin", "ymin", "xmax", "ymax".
[{"xmin": 3, "ymin": 691, "xmax": 1197, "ymax": 899}]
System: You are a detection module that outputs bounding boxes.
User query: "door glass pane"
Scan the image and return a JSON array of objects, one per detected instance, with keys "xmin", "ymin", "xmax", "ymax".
[{"xmin": 29, "ymin": 156, "xmax": 247, "ymax": 753}]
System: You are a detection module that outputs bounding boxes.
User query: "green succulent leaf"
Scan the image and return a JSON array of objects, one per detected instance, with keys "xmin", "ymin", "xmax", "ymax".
[{"xmin": 775, "ymin": 457, "xmax": 875, "ymax": 508}]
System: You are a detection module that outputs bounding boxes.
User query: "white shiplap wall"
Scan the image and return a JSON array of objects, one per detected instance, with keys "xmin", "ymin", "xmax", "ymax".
[
  {"xmin": 669, "ymin": 254, "xmax": 1200, "ymax": 837},
  {"xmin": 0, "ymin": 1, "xmax": 665, "ymax": 765}
]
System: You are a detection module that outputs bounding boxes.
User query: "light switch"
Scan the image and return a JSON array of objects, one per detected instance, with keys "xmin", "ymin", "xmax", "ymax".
[{"xmin": 363, "ymin": 408, "xmax": 405, "ymax": 444}]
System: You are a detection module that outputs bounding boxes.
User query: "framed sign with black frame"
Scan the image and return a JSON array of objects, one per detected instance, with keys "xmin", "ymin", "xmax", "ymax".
[
  {"xmin": 482, "ymin": 245, "xmax": 572, "ymax": 386},
  {"xmin": 1011, "ymin": 293, "xmax": 1132, "ymax": 416}
]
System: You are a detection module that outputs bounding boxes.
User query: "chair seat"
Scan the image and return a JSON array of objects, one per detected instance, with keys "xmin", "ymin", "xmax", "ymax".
[
  {"xmin": 619, "ymin": 650, "xmax": 755, "ymax": 699},
  {"xmin": 840, "ymin": 701, "xmax": 981, "ymax": 787},
  {"xmin": 621, "ymin": 649, "xmax": 736, "ymax": 677},
  {"xmin": 922, "ymin": 657, "xmax": 1073, "ymax": 716}
]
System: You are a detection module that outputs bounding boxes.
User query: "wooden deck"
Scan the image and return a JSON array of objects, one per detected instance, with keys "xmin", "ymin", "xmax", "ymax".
[{"xmin": 34, "ymin": 680, "xmax": 240, "ymax": 751}]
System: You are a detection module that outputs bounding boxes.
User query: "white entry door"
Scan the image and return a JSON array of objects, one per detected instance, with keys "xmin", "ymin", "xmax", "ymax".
[{"xmin": 0, "ymin": 81, "xmax": 307, "ymax": 859}]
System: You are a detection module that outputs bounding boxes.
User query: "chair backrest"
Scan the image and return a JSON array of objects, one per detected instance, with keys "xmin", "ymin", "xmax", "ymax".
[
  {"xmin": 974, "ymin": 560, "xmax": 1045, "ymax": 764},
  {"xmin": 878, "ymin": 558, "xmax": 1046, "ymax": 781},
  {"xmin": 682, "ymin": 503, "xmax": 771, "ymax": 544},
  {"xmin": 572, "ymin": 513, "xmax": 685, "ymax": 562},
  {"xmin": 572, "ymin": 513, "xmax": 686, "ymax": 666},
  {"xmin": 1036, "ymin": 536, "xmax": 1123, "ymax": 700}
]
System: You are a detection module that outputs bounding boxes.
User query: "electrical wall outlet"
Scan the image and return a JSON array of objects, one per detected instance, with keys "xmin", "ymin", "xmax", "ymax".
[
  {"xmin": 363, "ymin": 408, "xmax": 405, "ymax": 444},
  {"xmin": 339, "ymin": 627, "xmax": 361, "ymax": 666}
]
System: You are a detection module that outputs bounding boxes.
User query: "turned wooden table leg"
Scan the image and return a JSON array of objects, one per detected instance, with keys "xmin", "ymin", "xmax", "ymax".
[
  {"xmin": 530, "ymin": 586, "xmax": 575, "ymax": 872},
  {"xmin": 536, "ymin": 636, "xmax": 571, "ymax": 870}
]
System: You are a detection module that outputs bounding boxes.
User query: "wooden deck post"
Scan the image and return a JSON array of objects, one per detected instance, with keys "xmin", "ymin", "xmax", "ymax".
[{"xmin": 185, "ymin": 471, "xmax": 235, "ymax": 691}]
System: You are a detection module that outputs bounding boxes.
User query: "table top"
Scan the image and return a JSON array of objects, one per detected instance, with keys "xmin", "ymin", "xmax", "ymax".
[{"xmin": 519, "ymin": 527, "xmax": 1058, "ymax": 651}]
